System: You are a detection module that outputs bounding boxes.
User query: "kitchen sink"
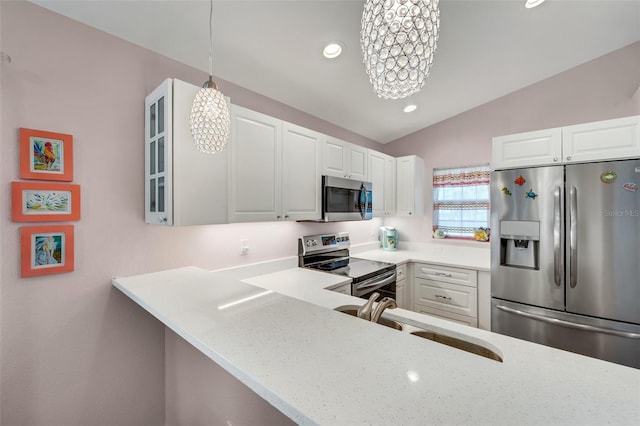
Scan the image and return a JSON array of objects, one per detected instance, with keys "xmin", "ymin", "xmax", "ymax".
[
  {"xmin": 334, "ymin": 305, "xmax": 503, "ymax": 362},
  {"xmin": 410, "ymin": 331, "xmax": 503, "ymax": 362},
  {"xmin": 334, "ymin": 305, "xmax": 404, "ymax": 330}
]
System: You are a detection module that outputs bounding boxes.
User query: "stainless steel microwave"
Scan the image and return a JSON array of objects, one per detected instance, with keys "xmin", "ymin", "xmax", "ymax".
[{"xmin": 322, "ymin": 175, "xmax": 373, "ymax": 222}]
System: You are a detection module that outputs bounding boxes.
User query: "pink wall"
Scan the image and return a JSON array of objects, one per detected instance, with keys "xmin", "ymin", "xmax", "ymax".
[
  {"xmin": 0, "ymin": 2, "xmax": 382, "ymax": 424},
  {"xmin": 383, "ymin": 41, "xmax": 640, "ymax": 240}
]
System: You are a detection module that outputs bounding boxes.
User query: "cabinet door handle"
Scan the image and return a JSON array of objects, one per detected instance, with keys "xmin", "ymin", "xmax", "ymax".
[
  {"xmin": 435, "ymin": 294, "xmax": 452, "ymax": 301},
  {"xmin": 434, "ymin": 272, "xmax": 452, "ymax": 278}
]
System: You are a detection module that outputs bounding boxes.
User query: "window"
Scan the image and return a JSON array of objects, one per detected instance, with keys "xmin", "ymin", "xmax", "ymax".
[{"xmin": 433, "ymin": 165, "xmax": 490, "ymax": 241}]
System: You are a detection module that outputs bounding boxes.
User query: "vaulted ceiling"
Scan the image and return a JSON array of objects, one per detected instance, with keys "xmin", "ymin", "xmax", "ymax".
[{"xmin": 31, "ymin": 0, "xmax": 640, "ymax": 143}]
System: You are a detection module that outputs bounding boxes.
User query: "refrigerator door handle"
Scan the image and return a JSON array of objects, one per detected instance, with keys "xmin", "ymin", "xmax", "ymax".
[
  {"xmin": 569, "ymin": 186, "xmax": 578, "ymax": 288},
  {"xmin": 553, "ymin": 187, "xmax": 561, "ymax": 287},
  {"xmin": 495, "ymin": 305, "xmax": 640, "ymax": 339}
]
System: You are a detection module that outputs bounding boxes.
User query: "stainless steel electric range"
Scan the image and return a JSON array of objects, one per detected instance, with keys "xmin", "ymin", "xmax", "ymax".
[{"xmin": 298, "ymin": 232, "xmax": 396, "ymax": 299}]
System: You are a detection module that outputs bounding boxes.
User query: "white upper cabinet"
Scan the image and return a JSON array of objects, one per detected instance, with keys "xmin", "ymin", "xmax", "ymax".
[
  {"xmin": 144, "ymin": 78, "xmax": 228, "ymax": 226},
  {"xmin": 228, "ymin": 105, "xmax": 321, "ymax": 222},
  {"xmin": 368, "ymin": 150, "xmax": 395, "ymax": 216},
  {"xmin": 322, "ymin": 137, "xmax": 368, "ymax": 181},
  {"xmin": 562, "ymin": 115, "xmax": 640, "ymax": 163},
  {"xmin": 492, "ymin": 115, "xmax": 640, "ymax": 170},
  {"xmin": 396, "ymin": 155, "xmax": 424, "ymax": 217},
  {"xmin": 281, "ymin": 122, "xmax": 322, "ymax": 221},
  {"xmin": 229, "ymin": 106, "xmax": 282, "ymax": 222},
  {"xmin": 492, "ymin": 128, "xmax": 562, "ymax": 170}
]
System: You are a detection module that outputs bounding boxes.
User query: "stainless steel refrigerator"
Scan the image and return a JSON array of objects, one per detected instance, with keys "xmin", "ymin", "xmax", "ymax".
[{"xmin": 491, "ymin": 159, "xmax": 640, "ymax": 369}]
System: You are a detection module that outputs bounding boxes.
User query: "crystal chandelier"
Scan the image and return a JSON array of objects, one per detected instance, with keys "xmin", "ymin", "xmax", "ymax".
[
  {"xmin": 361, "ymin": 0, "xmax": 440, "ymax": 100},
  {"xmin": 189, "ymin": 0, "xmax": 230, "ymax": 154}
]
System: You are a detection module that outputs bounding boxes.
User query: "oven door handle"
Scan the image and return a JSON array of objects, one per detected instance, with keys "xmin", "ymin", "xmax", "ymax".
[{"xmin": 355, "ymin": 270, "xmax": 396, "ymax": 291}]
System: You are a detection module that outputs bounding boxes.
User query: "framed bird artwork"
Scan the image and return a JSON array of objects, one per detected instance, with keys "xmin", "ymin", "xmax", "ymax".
[
  {"xmin": 19, "ymin": 128, "xmax": 73, "ymax": 181},
  {"xmin": 11, "ymin": 181, "xmax": 81, "ymax": 222}
]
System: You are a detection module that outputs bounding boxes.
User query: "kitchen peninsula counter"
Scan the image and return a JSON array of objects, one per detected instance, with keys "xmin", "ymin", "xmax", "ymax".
[{"xmin": 113, "ymin": 260, "xmax": 639, "ymax": 426}]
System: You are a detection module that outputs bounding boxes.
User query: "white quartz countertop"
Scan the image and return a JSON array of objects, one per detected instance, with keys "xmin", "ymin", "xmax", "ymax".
[
  {"xmin": 113, "ymin": 258, "xmax": 640, "ymax": 426},
  {"xmin": 352, "ymin": 241, "xmax": 491, "ymax": 271}
]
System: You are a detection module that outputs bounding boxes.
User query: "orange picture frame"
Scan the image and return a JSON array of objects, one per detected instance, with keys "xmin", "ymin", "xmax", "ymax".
[
  {"xmin": 11, "ymin": 181, "xmax": 81, "ymax": 222},
  {"xmin": 20, "ymin": 225, "xmax": 75, "ymax": 277},
  {"xmin": 19, "ymin": 128, "xmax": 73, "ymax": 181}
]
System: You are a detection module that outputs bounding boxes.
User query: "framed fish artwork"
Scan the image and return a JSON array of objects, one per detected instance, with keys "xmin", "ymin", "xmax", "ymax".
[
  {"xmin": 11, "ymin": 181, "xmax": 81, "ymax": 222},
  {"xmin": 19, "ymin": 128, "xmax": 73, "ymax": 181},
  {"xmin": 20, "ymin": 225, "xmax": 74, "ymax": 277}
]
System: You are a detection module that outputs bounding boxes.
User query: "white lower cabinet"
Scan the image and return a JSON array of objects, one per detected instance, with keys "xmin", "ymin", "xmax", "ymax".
[
  {"xmin": 413, "ymin": 305, "xmax": 478, "ymax": 327},
  {"xmin": 412, "ymin": 262, "xmax": 478, "ymax": 328},
  {"xmin": 395, "ymin": 264, "xmax": 407, "ymax": 309}
]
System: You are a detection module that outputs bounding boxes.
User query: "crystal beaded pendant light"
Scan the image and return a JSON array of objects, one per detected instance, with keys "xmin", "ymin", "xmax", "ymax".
[
  {"xmin": 361, "ymin": 0, "xmax": 440, "ymax": 100},
  {"xmin": 189, "ymin": 0, "xmax": 230, "ymax": 154}
]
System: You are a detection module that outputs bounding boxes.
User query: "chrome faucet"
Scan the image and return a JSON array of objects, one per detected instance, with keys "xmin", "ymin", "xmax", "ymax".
[
  {"xmin": 371, "ymin": 297, "xmax": 397, "ymax": 324},
  {"xmin": 357, "ymin": 292, "xmax": 380, "ymax": 320}
]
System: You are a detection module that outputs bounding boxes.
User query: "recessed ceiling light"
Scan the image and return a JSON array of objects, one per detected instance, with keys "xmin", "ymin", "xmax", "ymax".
[
  {"xmin": 403, "ymin": 104, "xmax": 417, "ymax": 113},
  {"xmin": 323, "ymin": 42, "xmax": 343, "ymax": 59},
  {"xmin": 525, "ymin": 0, "xmax": 546, "ymax": 8}
]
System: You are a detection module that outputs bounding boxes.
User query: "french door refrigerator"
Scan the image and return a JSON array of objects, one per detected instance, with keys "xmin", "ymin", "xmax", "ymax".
[{"xmin": 491, "ymin": 159, "xmax": 640, "ymax": 369}]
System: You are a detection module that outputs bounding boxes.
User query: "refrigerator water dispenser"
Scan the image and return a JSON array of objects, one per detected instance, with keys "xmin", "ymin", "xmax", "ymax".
[{"xmin": 499, "ymin": 220, "xmax": 540, "ymax": 270}]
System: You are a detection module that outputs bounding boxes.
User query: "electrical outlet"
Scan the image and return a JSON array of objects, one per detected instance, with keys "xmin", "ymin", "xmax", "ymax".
[{"xmin": 240, "ymin": 239, "xmax": 249, "ymax": 255}]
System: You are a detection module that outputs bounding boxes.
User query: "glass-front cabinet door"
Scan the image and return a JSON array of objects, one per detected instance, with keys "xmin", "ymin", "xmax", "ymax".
[{"xmin": 145, "ymin": 79, "xmax": 172, "ymax": 225}]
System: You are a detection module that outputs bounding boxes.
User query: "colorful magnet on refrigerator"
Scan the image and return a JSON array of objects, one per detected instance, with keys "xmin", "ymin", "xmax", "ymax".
[
  {"xmin": 600, "ymin": 171, "xmax": 617, "ymax": 184},
  {"xmin": 501, "ymin": 187, "xmax": 512, "ymax": 196},
  {"xmin": 514, "ymin": 175, "xmax": 526, "ymax": 186},
  {"xmin": 525, "ymin": 189, "xmax": 538, "ymax": 199},
  {"xmin": 623, "ymin": 182, "xmax": 638, "ymax": 192}
]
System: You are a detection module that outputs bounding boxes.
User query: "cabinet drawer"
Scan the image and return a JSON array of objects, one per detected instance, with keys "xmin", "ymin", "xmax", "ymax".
[
  {"xmin": 414, "ymin": 305, "xmax": 478, "ymax": 328},
  {"xmin": 413, "ymin": 263, "xmax": 477, "ymax": 287},
  {"xmin": 396, "ymin": 264, "xmax": 407, "ymax": 282},
  {"xmin": 415, "ymin": 278, "xmax": 477, "ymax": 317}
]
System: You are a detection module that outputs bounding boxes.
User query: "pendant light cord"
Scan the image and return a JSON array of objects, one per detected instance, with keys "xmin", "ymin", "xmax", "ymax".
[{"xmin": 208, "ymin": 0, "xmax": 213, "ymax": 80}]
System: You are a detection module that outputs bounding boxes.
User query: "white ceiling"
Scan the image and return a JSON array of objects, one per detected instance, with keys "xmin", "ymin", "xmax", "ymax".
[{"xmin": 30, "ymin": 0, "xmax": 640, "ymax": 143}]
